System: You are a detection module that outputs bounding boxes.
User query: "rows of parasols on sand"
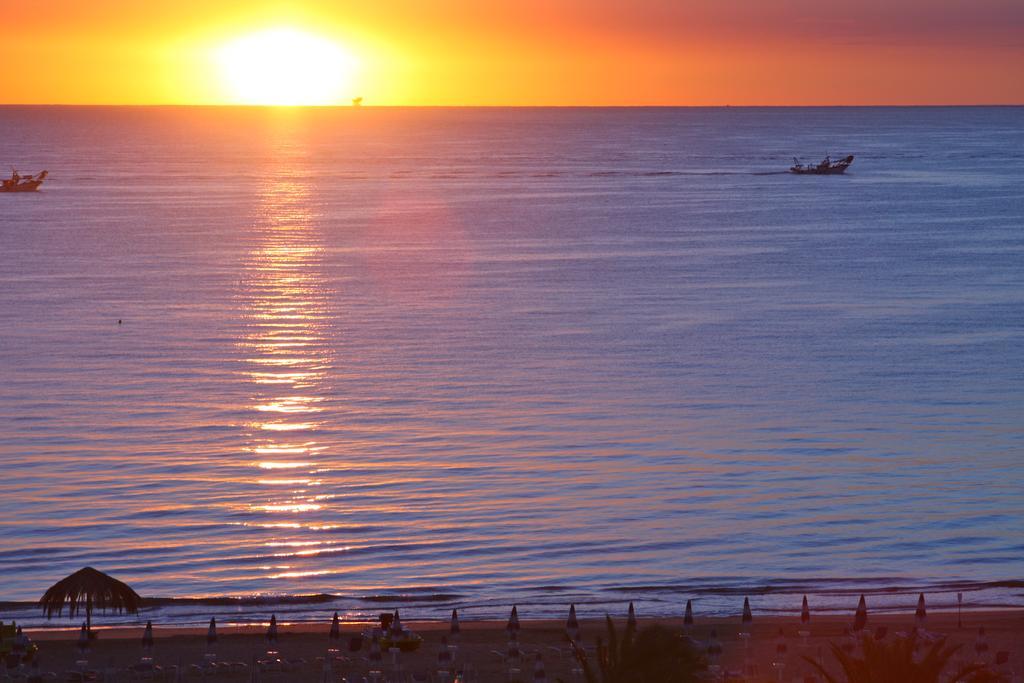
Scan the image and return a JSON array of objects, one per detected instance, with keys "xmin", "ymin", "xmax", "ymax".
[
  {"xmin": 5, "ymin": 597, "xmax": 1008, "ymax": 682},
  {"xmin": 2, "ymin": 566, "xmax": 1013, "ymax": 682}
]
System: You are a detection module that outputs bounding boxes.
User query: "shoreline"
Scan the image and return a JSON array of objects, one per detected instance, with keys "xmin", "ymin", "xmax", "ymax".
[
  {"xmin": 6, "ymin": 579, "xmax": 1021, "ymax": 623},
  {"xmin": 20, "ymin": 609, "xmax": 1022, "ymax": 640}
]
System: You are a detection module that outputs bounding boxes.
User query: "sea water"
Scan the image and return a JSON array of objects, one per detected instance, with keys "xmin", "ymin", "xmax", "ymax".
[{"xmin": 1, "ymin": 106, "xmax": 1022, "ymax": 626}]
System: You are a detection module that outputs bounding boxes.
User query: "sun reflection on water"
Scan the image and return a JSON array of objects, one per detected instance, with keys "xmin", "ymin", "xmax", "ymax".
[{"xmin": 239, "ymin": 160, "xmax": 335, "ymax": 573}]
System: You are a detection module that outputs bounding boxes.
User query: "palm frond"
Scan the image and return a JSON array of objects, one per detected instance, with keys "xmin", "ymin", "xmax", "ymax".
[
  {"xmin": 606, "ymin": 616, "xmax": 619, "ymax": 671},
  {"xmin": 804, "ymin": 632, "xmax": 1000, "ymax": 683},
  {"xmin": 561, "ymin": 621, "xmax": 705, "ymax": 683}
]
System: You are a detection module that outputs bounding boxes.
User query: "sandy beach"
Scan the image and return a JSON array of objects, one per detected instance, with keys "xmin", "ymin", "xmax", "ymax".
[{"xmin": 18, "ymin": 610, "xmax": 1022, "ymax": 681}]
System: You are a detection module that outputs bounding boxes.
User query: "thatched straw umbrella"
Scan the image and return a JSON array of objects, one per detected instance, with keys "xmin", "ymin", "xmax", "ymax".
[{"xmin": 39, "ymin": 567, "xmax": 141, "ymax": 634}]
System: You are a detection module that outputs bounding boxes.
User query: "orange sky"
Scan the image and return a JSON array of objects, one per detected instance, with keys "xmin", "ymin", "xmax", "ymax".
[{"xmin": 2, "ymin": 0, "xmax": 1022, "ymax": 105}]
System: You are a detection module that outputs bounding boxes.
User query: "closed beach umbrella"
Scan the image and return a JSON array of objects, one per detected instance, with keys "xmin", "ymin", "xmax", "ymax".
[
  {"xmin": 142, "ymin": 621, "xmax": 154, "ymax": 650},
  {"xmin": 329, "ymin": 612, "xmax": 340, "ymax": 641},
  {"xmin": 506, "ymin": 606, "xmax": 520, "ymax": 635},
  {"xmin": 266, "ymin": 614, "xmax": 278, "ymax": 644},
  {"xmin": 449, "ymin": 609, "xmax": 460, "ymax": 637},
  {"xmin": 915, "ymin": 593, "xmax": 927, "ymax": 628},
  {"xmin": 39, "ymin": 566, "xmax": 141, "ymax": 634},
  {"xmin": 77, "ymin": 622, "xmax": 90, "ymax": 654},
  {"xmin": 566, "ymin": 604, "xmax": 580, "ymax": 641},
  {"xmin": 801, "ymin": 596, "xmax": 810, "ymax": 625},
  {"xmin": 627, "ymin": 602, "xmax": 637, "ymax": 630},
  {"xmin": 742, "ymin": 597, "xmax": 753, "ymax": 625},
  {"xmin": 391, "ymin": 610, "xmax": 404, "ymax": 636},
  {"xmin": 533, "ymin": 653, "xmax": 547, "ymax": 682},
  {"xmin": 683, "ymin": 600, "xmax": 694, "ymax": 629},
  {"xmin": 853, "ymin": 595, "xmax": 868, "ymax": 632},
  {"xmin": 206, "ymin": 618, "xmax": 217, "ymax": 647}
]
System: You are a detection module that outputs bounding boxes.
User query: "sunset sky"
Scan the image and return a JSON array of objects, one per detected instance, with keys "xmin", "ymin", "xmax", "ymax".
[{"xmin": 2, "ymin": 0, "xmax": 1022, "ymax": 105}]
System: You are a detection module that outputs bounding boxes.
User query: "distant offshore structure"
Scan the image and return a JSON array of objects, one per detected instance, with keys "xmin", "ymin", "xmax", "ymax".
[{"xmin": 352, "ymin": 97, "xmax": 363, "ymax": 107}]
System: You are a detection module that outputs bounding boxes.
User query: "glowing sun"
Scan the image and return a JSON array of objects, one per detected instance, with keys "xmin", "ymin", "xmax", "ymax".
[{"xmin": 216, "ymin": 28, "xmax": 357, "ymax": 105}]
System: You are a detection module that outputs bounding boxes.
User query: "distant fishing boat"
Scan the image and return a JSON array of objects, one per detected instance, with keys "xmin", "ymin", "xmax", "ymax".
[
  {"xmin": 1, "ymin": 169, "xmax": 48, "ymax": 192},
  {"xmin": 790, "ymin": 155, "xmax": 853, "ymax": 175}
]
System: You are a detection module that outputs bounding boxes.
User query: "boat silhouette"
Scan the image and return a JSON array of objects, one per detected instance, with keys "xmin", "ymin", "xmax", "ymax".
[
  {"xmin": 790, "ymin": 155, "xmax": 853, "ymax": 175},
  {"xmin": 1, "ymin": 169, "xmax": 48, "ymax": 192}
]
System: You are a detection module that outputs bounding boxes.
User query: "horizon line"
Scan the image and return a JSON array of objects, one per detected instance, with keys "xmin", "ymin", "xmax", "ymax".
[{"xmin": 1, "ymin": 103, "xmax": 1022, "ymax": 109}]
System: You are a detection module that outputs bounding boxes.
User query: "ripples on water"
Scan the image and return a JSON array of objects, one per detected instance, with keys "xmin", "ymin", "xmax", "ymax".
[{"xmin": 0, "ymin": 106, "xmax": 1022, "ymax": 626}]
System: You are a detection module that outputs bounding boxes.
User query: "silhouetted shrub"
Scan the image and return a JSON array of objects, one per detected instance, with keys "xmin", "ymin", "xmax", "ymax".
[
  {"xmin": 560, "ymin": 616, "xmax": 705, "ymax": 683},
  {"xmin": 806, "ymin": 631, "xmax": 1004, "ymax": 683}
]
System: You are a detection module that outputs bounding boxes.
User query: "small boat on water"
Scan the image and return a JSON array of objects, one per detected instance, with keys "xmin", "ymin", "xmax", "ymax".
[
  {"xmin": 1, "ymin": 170, "xmax": 48, "ymax": 192},
  {"xmin": 790, "ymin": 155, "xmax": 853, "ymax": 175}
]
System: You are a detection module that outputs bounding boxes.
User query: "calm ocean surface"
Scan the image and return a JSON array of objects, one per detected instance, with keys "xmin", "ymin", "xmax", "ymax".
[{"xmin": 1, "ymin": 106, "xmax": 1022, "ymax": 627}]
